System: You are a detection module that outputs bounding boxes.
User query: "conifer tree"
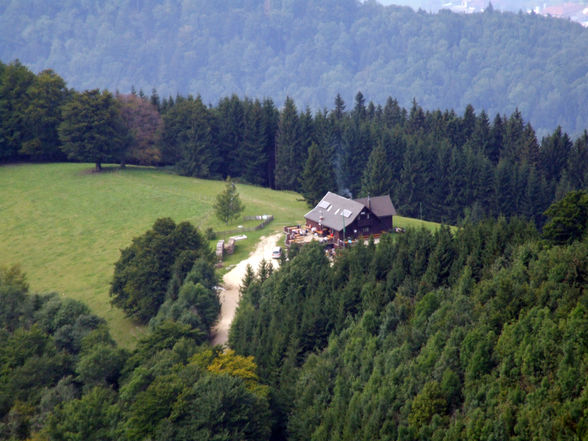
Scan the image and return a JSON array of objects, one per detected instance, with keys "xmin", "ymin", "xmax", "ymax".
[
  {"xmin": 0, "ymin": 60, "xmax": 36, "ymax": 161},
  {"xmin": 262, "ymin": 98, "xmax": 280, "ymax": 188},
  {"xmin": 275, "ymin": 97, "xmax": 301, "ymax": 190},
  {"xmin": 241, "ymin": 100, "xmax": 268, "ymax": 185},
  {"xmin": 300, "ymin": 143, "xmax": 336, "ymax": 207},
  {"xmin": 487, "ymin": 113, "xmax": 504, "ymax": 164},
  {"xmin": 20, "ymin": 69, "xmax": 68, "ymax": 161},
  {"xmin": 161, "ymin": 95, "xmax": 214, "ymax": 177},
  {"xmin": 566, "ymin": 131, "xmax": 588, "ymax": 189},
  {"xmin": 539, "ymin": 126, "xmax": 572, "ymax": 182},
  {"xmin": 214, "ymin": 177, "xmax": 245, "ymax": 224},
  {"xmin": 360, "ymin": 143, "xmax": 392, "ymax": 197},
  {"xmin": 333, "ymin": 94, "xmax": 346, "ymax": 121}
]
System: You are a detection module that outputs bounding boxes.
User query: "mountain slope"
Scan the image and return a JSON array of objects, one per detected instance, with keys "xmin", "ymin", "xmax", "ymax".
[{"xmin": 1, "ymin": 0, "xmax": 588, "ymax": 135}]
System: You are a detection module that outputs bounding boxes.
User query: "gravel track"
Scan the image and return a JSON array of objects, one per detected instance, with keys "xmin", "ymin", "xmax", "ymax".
[{"xmin": 211, "ymin": 232, "xmax": 282, "ymax": 346}]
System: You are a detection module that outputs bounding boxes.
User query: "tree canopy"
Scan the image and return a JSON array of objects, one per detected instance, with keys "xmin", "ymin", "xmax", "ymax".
[
  {"xmin": 0, "ymin": 265, "xmax": 270, "ymax": 441},
  {"xmin": 543, "ymin": 190, "xmax": 588, "ymax": 245},
  {"xmin": 58, "ymin": 89, "xmax": 130, "ymax": 170},
  {"xmin": 110, "ymin": 218, "xmax": 214, "ymax": 324},
  {"xmin": 231, "ymin": 216, "xmax": 587, "ymax": 441},
  {"xmin": 2, "ymin": 1, "xmax": 588, "ymax": 136},
  {"xmin": 1, "ymin": 59, "xmax": 587, "ymax": 228}
]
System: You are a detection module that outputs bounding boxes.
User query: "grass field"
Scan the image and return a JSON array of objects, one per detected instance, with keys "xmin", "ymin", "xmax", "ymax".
[
  {"xmin": 0, "ymin": 163, "xmax": 446, "ymax": 347},
  {"xmin": 395, "ymin": 215, "xmax": 449, "ymax": 232},
  {"xmin": 0, "ymin": 163, "xmax": 308, "ymax": 347}
]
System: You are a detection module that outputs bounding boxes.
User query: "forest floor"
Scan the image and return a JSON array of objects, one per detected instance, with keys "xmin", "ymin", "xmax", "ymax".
[{"xmin": 211, "ymin": 232, "xmax": 282, "ymax": 346}]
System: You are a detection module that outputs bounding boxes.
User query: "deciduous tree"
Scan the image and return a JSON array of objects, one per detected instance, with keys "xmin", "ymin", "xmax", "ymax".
[
  {"xmin": 543, "ymin": 190, "xmax": 588, "ymax": 245},
  {"xmin": 110, "ymin": 218, "xmax": 211, "ymax": 323},
  {"xmin": 116, "ymin": 93, "xmax": 163, "ymax": 166},
  {"xmin": 58, "ymin": 89, "xmax": 130, "ymax": 171}
]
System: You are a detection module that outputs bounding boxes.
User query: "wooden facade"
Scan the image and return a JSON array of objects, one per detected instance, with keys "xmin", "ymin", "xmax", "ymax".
[{"xmin": 304, "ymin": 192, "xmax": 397, "ymax": 245}]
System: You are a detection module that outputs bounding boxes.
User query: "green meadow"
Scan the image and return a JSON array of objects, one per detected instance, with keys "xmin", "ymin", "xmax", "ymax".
[
  {"xmin": 0, "ymin": 163, "xmax": 444, "ymax": 347},
  {"xmin": 394, "ymin": 215, "xmax": 450, "ymax": 232},
  {"xmin": 0, "ymin": 163, "xmax": 308, "ymax": 347}
]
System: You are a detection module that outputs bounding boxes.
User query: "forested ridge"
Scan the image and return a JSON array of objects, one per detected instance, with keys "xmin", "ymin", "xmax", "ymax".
[
  {"xmin": 2, "ymin": 0, "xmax": 588, "ymax": 136},
  {"xmin": 231, "ymin": 193, "xmax": 588, "ymax": 440},
  {"xmin": 1, "ymin": 61, "xmax": 587, "ymax": 226}
]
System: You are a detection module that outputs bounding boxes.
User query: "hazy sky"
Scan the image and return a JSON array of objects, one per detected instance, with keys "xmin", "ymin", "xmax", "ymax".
[{"xmin": 375, "ymin": 1, "xmax": 588, "ymax": 13}]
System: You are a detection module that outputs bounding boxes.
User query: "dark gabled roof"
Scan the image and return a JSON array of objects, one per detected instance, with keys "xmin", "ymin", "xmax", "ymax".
[
  {"xmin": 354, "ymin": 195, "xmax": 397, "ymax": 217},
  {"xmin": 304, "ymin": 192, "xmax": 364, "ymax": 231}
]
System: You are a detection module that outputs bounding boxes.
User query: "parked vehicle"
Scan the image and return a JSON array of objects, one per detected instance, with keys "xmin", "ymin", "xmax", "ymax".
[{"xmin": 272, "ymin": 246, "xmax": 282, "ymax": 259}]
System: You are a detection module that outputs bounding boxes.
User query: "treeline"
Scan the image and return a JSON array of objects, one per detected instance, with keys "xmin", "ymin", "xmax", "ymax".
[
  {"xmin": 230, "ymin": 191, "xmax": 588, "ymax": 440},
  {"xmin": 2, "ymin": 60, "xmax": 587, "ymax": 225},
  {"xmin": 2, "ymin": 0, "xmax": 588, "ymax": 136}
]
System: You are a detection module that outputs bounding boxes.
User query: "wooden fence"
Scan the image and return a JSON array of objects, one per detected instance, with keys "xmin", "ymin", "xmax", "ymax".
[{"xmin": 215, "ymin": 215, "xmax": 274, "ymax": 236}]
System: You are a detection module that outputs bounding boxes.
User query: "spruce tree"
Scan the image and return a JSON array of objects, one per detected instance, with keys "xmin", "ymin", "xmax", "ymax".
[
  {"xmin": 539, "ymin": 126, "xmax": 572, "ymax": 182},
  {"xmin": 214, "ymin": 177, "xmax": 245, "ymax": 224},
  {"xmin": 360, "ymin": 143, "xmax": 392, "ymax": 197},
  {"xmin": 300, "ymin": 143, "xmax": 336, "ymax": 207},
  {"xmin": 487, "ymin": 113, "xmax": 504, "ymax": 164},
  {"xmin": 241, "ymin": 100, "xmax": 268, "ymax": 186},
  {"xmin": 275, "ymin": 97, "xmax": 301, "ymax": 190}
]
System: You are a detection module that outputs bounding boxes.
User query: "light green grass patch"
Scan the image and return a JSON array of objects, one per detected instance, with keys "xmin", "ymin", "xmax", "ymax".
[
  {"xmin": 0, "ymin": 163, "xmax": 307, "ymax": 347},
  {"xmin": 394, "ymin": 215, "xmax": 454, "ymax": 232}
]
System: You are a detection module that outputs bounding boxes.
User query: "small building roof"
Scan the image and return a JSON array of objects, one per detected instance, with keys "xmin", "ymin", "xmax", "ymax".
[
  {"xmin": 304, "ymin": 192, "xmax": 364, "ymax": 231},
  {"xmin": 354, "ymin": 195, "xmax": 397, "ymax": 218}
]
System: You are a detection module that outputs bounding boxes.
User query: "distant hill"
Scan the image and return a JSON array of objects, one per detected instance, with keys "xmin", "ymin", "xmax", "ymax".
[{"xmin": 1, "ymin": 0, "xmax": 588, "ymax": 136}]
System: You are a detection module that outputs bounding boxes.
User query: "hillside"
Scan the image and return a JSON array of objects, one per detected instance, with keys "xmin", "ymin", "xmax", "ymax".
[
  {"xmin": 1, "ymin": 0, "xmax": 588, "ymax": 136},
  {"xmin": 230, "ymin": 210, "xmax": 588, "ymax": 440},
  {"xmin": 0, "ymin": 163, "xmax": 308, "ymax": 346}
]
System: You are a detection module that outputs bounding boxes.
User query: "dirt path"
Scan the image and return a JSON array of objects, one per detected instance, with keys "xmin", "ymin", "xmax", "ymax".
[{"xmin": 211, "ymin": 232, "xmax": 282, "ymax": 346}]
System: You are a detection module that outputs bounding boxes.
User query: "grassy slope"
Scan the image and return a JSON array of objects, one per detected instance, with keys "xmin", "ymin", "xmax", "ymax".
[
  {"xmin": 0, "ymin": 163, "xmax": 444, "ymax": 347},
  {"xmin": 394, "ymin": 215, "xmax": 449, "ymax": 232},
  {"xmin": 0, "ymin": 163, "xmax": 308, "ymax": 347}
]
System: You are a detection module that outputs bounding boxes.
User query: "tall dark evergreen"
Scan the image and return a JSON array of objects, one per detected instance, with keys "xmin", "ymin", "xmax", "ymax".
[
  {"xmin": 333, "ymin": 94, "xmax": 345, "ymax": 121},
  {"xmin": 503, "ymin": 108, "xmax": 525, "ymax": 161},
  {"xmin": 0, "ymin": 60, "xmax": 35, "ymax": 161},
  {"xmin": 20, "ymin": 69, "xmax": 68, "ymax": 161},
  {"xmin": 161, "ymin": 95, "xmax": 214, "ymax": 177},
  {"xmin": 274, "ymin": 97, "xmax": 301, "ymax": 191},
  {"xmin": 340, "ymin": 118, "xmax": 374, "ymax": 197},
  {"xmin": 360, "ymin": 142, "xmax": 392, "ymax": 198},
  {"xmin": 300, "ymin": 142, "xmax": 336, "ymax": 207},
  {"xmin": 241, "ymin": 99, "xmax": 268, "ymax": 186},
  {"xmin": 383, "ymin": 97, "xmax": 406, "ymax": 129},
  {"xmin": 494, "ymin": 159, "xmax": 516, "ymax": 217},
  {"xmin": 261, "ymin": 98, "xmax": 279, "ymax": 188},
  {"xmin": 566, "ymin": 131, "xmax": 588, "ymax": 190},
  {"xmin": 539, "ymin": 126, "xmax": 572, "ymax": 183},
  {"xmin": 487, "ymin": 113, "xmax": 504, "ymax": 164},
  {"xmin": 465, "ymin": 109, "xmax": 490, "ymax": 155},
  {"xmin": 215, "ymin": 95, "xmax": 245, "ymax": 178}
]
